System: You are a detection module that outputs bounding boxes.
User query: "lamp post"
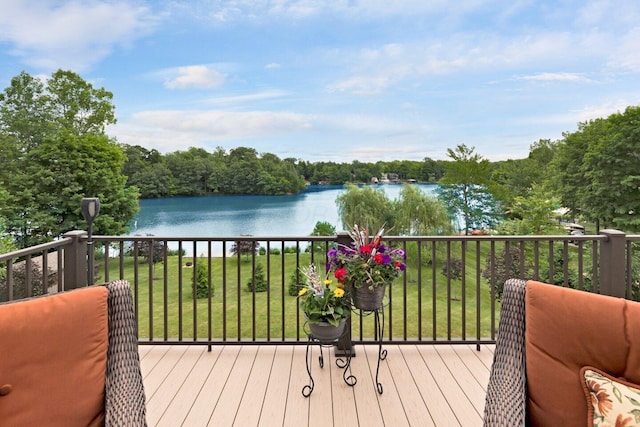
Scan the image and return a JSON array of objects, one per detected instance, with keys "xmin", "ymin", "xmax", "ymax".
[{"xmin": 81, "ymin": 197, "xmax": 100, "ymax": 286}]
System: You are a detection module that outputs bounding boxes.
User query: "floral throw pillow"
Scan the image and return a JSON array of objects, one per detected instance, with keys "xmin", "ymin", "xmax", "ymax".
[{"xmin": 581, "ymin": 366, "xmax": 640, "ymax": 426}]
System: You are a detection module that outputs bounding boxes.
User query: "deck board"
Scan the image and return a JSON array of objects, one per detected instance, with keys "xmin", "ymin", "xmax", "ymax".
[{"xmin": 139, "ymin": 343, "xmax": 494, "ymax": 426}]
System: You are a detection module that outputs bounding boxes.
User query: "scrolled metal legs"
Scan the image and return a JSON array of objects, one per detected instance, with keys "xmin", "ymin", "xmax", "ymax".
[
  {"xmin": 302, "ymin": 326, "xmax": 356, "ymax": 397},
  {"xmin": 374, "ymin": 309, "xmax": 386, "ymax": 395}
]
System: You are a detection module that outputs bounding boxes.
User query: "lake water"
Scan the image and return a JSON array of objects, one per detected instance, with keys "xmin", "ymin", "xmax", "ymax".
[{"xmin": 128, "ymin": 184, "xmax": 440, "ymax": 254}]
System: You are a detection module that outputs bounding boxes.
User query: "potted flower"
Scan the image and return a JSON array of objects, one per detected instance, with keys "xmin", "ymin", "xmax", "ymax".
[
  {"xmin": 298, "ymin": 263, "xmax": 351, "ymax": 341},
  {"xmin": 327, "ymin": 224, "xmax": 406, "ymax": 310}
]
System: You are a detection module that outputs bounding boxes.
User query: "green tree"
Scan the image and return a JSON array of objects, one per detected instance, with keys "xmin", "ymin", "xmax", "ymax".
[
  {"xmin": 437, "ymin": 144, "xmax": 502, "ymax": 233},
  {"xmin": 551, "ymin": 106, "xmax": 640, "ymax": 231},
  {"xmin": 336, "ymin": 184, "xmax": 394, "ymax": 231},
  {"xmin": 309, "ymin": 221, "xmax": 336, "ymax": 255},
  {"xmin": 497, "ymin": 185, "xmax": 564, "ymax": 235},
  {"xmin": 46, "ymin": 69, "xmax": 116, "ymax": 135},
  {"xmin": 5, "ymin": 132, "xmax": 138, "ymax": 246},
  {"xmin": 246, "ymin": 263, "xmax": 268, "ymax": 292},
  {"xmin": 0, "ymin": 70, "xmax": 134, "ymax": 247},
  {"xmin": 0, "ymin": 71, "xmax": 54, "ymax": 151},
  {"xmin": 393, "ymin": 184, "xmax": 453, "ymax": 235}
]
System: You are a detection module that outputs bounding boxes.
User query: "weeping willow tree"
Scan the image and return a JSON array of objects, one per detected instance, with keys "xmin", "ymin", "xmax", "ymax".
[
  {"xmin": 335, "ymin": 184, "xmax": 394, "ymax": 232},
  {"xmin": 393, "ymin": 185, "xmax": 454, "ymax": 235},
  {"xmin": 335, "ymin": 184, "xmax": 456, "ymax": 281},
  {"xmin": 335, "ymin": 184, "xmax": 453, "ymax": 235}
]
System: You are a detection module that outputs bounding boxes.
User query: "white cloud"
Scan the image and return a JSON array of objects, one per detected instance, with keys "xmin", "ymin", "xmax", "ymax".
[
  {"xmin": 265, "ymin": 62, "xmax": 282, "ymax": 69},
  {"xmin": 112, "ymin": 109, "xmax": 315, "ymax": 151},
  {"xmin": 0, "ymin": 0, "xmax": 157, "ymax": 71},
  {"xmin": 517, "ymin": 72, "xmax": 592, "ymax": 83},
  {"xmin": 202, "ymin": 90, "xmax": 289, "ymax": 105},
  {"xmin": 164, "ymin": 65, "xmax": 226, "ymax": 89}
]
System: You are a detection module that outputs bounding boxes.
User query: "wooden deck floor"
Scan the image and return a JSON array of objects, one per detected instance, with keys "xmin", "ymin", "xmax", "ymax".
[{"xmin": 139, "ymin": 343, "xmax": 494, "ymax": 427}]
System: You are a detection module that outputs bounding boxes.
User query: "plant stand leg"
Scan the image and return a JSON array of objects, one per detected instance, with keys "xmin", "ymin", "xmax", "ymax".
[
  {"xmin": 374, "ymin": 309, "xmax": 387, "ymax": 395},
  {"xmin": 302, "ymin": 337, "xmax": 315, "ymax": 397},
  {"xmin": 336, "ymin": 345, "xmax": 357, "ymax": 387}
]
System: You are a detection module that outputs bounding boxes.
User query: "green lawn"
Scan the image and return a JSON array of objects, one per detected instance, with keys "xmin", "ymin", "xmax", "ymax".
[{"xmin": 105, "ymin": 242, "xmax": 501, "ymax": 341}]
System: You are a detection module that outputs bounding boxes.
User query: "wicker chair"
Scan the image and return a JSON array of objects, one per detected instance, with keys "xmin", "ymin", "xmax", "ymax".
[
  {"xmin": 483, "ymin": 278, "xmax": 528, "ymax": 426},
  {"xmin": 103, "ymin": 280, "xmax": 148, "ymax": 426},
  {"xmin": 0, "ymin": 280, "xmax": 147, "ymax": 426}
]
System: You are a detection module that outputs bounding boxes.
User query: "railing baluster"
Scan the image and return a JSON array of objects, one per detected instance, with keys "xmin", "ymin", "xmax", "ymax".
[
  {"xmin": 5, "ymin": 231, "xmax": 636, "ymax": 347},
  {"xmin": 461, "ymin": 240, "xmax": 466, "ymax": 341}
]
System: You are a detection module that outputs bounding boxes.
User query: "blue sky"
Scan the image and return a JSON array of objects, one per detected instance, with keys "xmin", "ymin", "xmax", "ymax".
[{"xmin": 1, "ymin": 0, "xmax": 639, "ymax": 162}]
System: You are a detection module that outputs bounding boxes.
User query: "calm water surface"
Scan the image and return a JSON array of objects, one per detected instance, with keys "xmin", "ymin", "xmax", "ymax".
[
  {"xmin": 130, "ymin": 184, "xmax": 438, "ymax": 237},
  {"xmin": 128, "ymin": 184, "xmax": 439, "ymax": 254}
]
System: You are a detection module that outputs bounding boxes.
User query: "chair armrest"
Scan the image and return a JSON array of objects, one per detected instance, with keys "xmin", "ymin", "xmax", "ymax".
[
  {"xmin": 484, "ymin": 279, "xmax": 527, "ymax": 427},
  {"xmin": 104, "ymin": 280, "xmax": 147, "ymax": 427}
]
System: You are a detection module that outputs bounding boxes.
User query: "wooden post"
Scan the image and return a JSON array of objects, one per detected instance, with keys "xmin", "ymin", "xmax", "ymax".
[
  {"xmin": 63, "ymin": 230, "xmax": 88, "ymax": 290},
  {"xmin": 335, "ymin": 231, "xmax": 355, "ymax": 357},
  {"xmin": 599, "ymin": 229, "xmax": 626, "ymax": 298}
]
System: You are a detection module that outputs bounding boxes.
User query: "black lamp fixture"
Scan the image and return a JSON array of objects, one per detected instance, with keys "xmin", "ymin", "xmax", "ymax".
[{"xmin": 81, "ymin": 197, "xmax": 100, "ymax": 286}]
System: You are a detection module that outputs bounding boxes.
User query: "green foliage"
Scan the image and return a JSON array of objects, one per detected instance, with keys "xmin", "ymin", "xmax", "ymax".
[
  {"xmin": 0, "ymin": 70, "xmax": 138, "ymax": 248},
  {"xmin": 246, "ymin": 263, "xmax": 268, "ymax": 292},
  {"xmin": 550, "ymin": 106, "xmax": 640, "ymax": 232},
  {"xmin": 298, "ymin": 264, "xmax": 350, "ymax": 326},
  {"xmin": 309, "ymin": 221, "xmax": 336, "ymax": 254},
  {"xmin": 539, "ymin": 247, "xmax": 589, "ymax": 291},
  {"xmin": 482, "ymin": 246, "xmax": 531, "ymax": 300},
  {"xmin": 393, "ymin": 184, "xmax": 453, "ymax": 235},
  {"xmin": 437, "ymin": 144, "xmax": 502, "ymax": 233},
  {"xmin": 441, "ymin": 258, "xmax": 463, "ymax": 281},
  {"xmin": 496, "ymin": 185, "xmax": 564, "ymax": 235},
  {"xmin": 231, "ymin": 239, "xmax": 260, "ymax": 259},
  {"xmin": 128, "ymin": 236, "xmax": 167, "ymax": 264},
  {"xmin": 288, "ymin": 269, "xmax": 302, "ymax": 296},
  {"xmin": 0, "ymin": 262, "xmax": 54, "ymax": 302},
  {"xmin": 336, "ymin": 184, "xmax": 394, "ymax": 231},
  {"xmin": 193, "ymin": 261, "xmax": 214, "ymax": 299},
  {"xmin": 327, "ymin": 225, "xmax": 406, "ymax": 289}
]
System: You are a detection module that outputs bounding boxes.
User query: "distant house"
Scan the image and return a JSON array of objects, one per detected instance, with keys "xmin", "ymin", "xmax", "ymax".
[{"xmin": 371, "ymin": 176, "xmax": 379, "ymax": 184}]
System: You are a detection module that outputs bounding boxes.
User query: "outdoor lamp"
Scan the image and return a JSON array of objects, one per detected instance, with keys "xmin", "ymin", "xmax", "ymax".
[
  {"xmin": 81, "ymin": 197, "xmax": 100, "ymax": 223},
  {"xmin": 81, "ymin": 197, "xmax": 100, "ymax": 286}
]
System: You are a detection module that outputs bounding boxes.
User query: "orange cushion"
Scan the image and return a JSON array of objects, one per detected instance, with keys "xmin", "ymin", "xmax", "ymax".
[
  {"xmin": 0, "ymin": 286, "xmax": 108, "ymax": 426},
  {"xmin": 524, "ymin": 280, "xmax": 640, "ymax": 426}
]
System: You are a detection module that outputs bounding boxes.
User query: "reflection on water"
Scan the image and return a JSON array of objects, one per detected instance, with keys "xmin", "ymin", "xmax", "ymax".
[{"xmin": 127, "ymin": 184, "xmax": 438, "ymax": 255}]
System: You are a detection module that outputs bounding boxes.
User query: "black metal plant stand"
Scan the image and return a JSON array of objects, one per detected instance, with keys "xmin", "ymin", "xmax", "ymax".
[
  {"xmin": 302, "ymin": 321, "xmax": 357, "ymax": 397},
  {"xmin": 357, "ymin": 303, "xmax": 387, "ymax": 395}
]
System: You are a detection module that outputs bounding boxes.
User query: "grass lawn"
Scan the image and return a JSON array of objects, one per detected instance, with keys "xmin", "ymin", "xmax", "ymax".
[{"xmin": 104, "ymin": 241, "xmax": 502, "ymax": 341}]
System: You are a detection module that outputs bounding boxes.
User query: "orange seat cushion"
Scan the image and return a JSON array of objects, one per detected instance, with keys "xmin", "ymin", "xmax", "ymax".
[
  {"xmin": 0, "ymin": 286, "xmax": 108, "ymax": 426},
  {"xmin": 525, "ymin": 280, "xmax": 640, "ymax": 426}
]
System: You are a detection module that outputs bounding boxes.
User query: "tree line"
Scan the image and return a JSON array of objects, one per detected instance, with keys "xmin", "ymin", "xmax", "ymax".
[{"xmin": 122, "ymin": 144, "xmax": 445, "ymax": 199}]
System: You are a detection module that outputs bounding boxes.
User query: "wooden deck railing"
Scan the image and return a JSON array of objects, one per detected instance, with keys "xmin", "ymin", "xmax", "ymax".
[{"xmin": 1, "ymin": 230, "xmax": 636, "ymax": 347}]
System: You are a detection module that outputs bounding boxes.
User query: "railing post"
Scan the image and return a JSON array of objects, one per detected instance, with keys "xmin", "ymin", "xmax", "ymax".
[
  {"xmin": 63, "ymin": 230, "xmax": 88, "ymax": 290},
  {"xmin": 335, "ymin": 231, "xmax": 355, "ymax": 357},
  {"xmin": 599, "ymin": 229, "xmax": 626, "ymax": 297}
]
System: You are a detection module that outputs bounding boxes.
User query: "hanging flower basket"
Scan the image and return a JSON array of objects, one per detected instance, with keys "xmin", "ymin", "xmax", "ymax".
[
  {"xmin": 351, "ymin": 284, "xmax": 386, "ymax": 311},
  {"xmin": 308, "ymin": 319, "xmax": 347, "ymax": 341}
]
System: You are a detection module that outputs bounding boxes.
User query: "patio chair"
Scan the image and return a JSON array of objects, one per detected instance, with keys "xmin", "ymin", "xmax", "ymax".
[
  {"xmin": 0, "ymin": 280, "xmax": 147, "ymax": 426},
  {"xmin": 483, "ymin": 278, "xmax": 640, "ymax": 426}
]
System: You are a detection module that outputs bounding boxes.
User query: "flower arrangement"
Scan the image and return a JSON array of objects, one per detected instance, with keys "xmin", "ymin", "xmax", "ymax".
[
  {"xmin": 298, "ymin": 263, "xmax": 351, "ymax": 326},
  {"xmin": 327, "ymin": 224, "xmax": 406, "ymax": 290}
]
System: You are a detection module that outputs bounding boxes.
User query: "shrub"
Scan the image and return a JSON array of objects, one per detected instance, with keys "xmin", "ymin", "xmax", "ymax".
[
  {"xmin": 482, "ymin": 246, "xmax": 531, "ymax": 300},
  {"xmin": 288, "ymin": 269, "xmax": 302, "ymax": 296},
  {"xmin": 192, "ymin": 261, "xmax": 214, "ymax": 299},
  {"xmin": 231, "ymin": 238, "xmax": 260, "ymax": 260},
  {"xmin": 441, "ymin": 258, "xmax": 463, "ymax": 281},
  {"xmin": 246, "ymin": 263, "xmax": 267, "ymax": 292},
  {"xmin": 0, "ymin": 262, "xmax": 54, "ymax": 302}
]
